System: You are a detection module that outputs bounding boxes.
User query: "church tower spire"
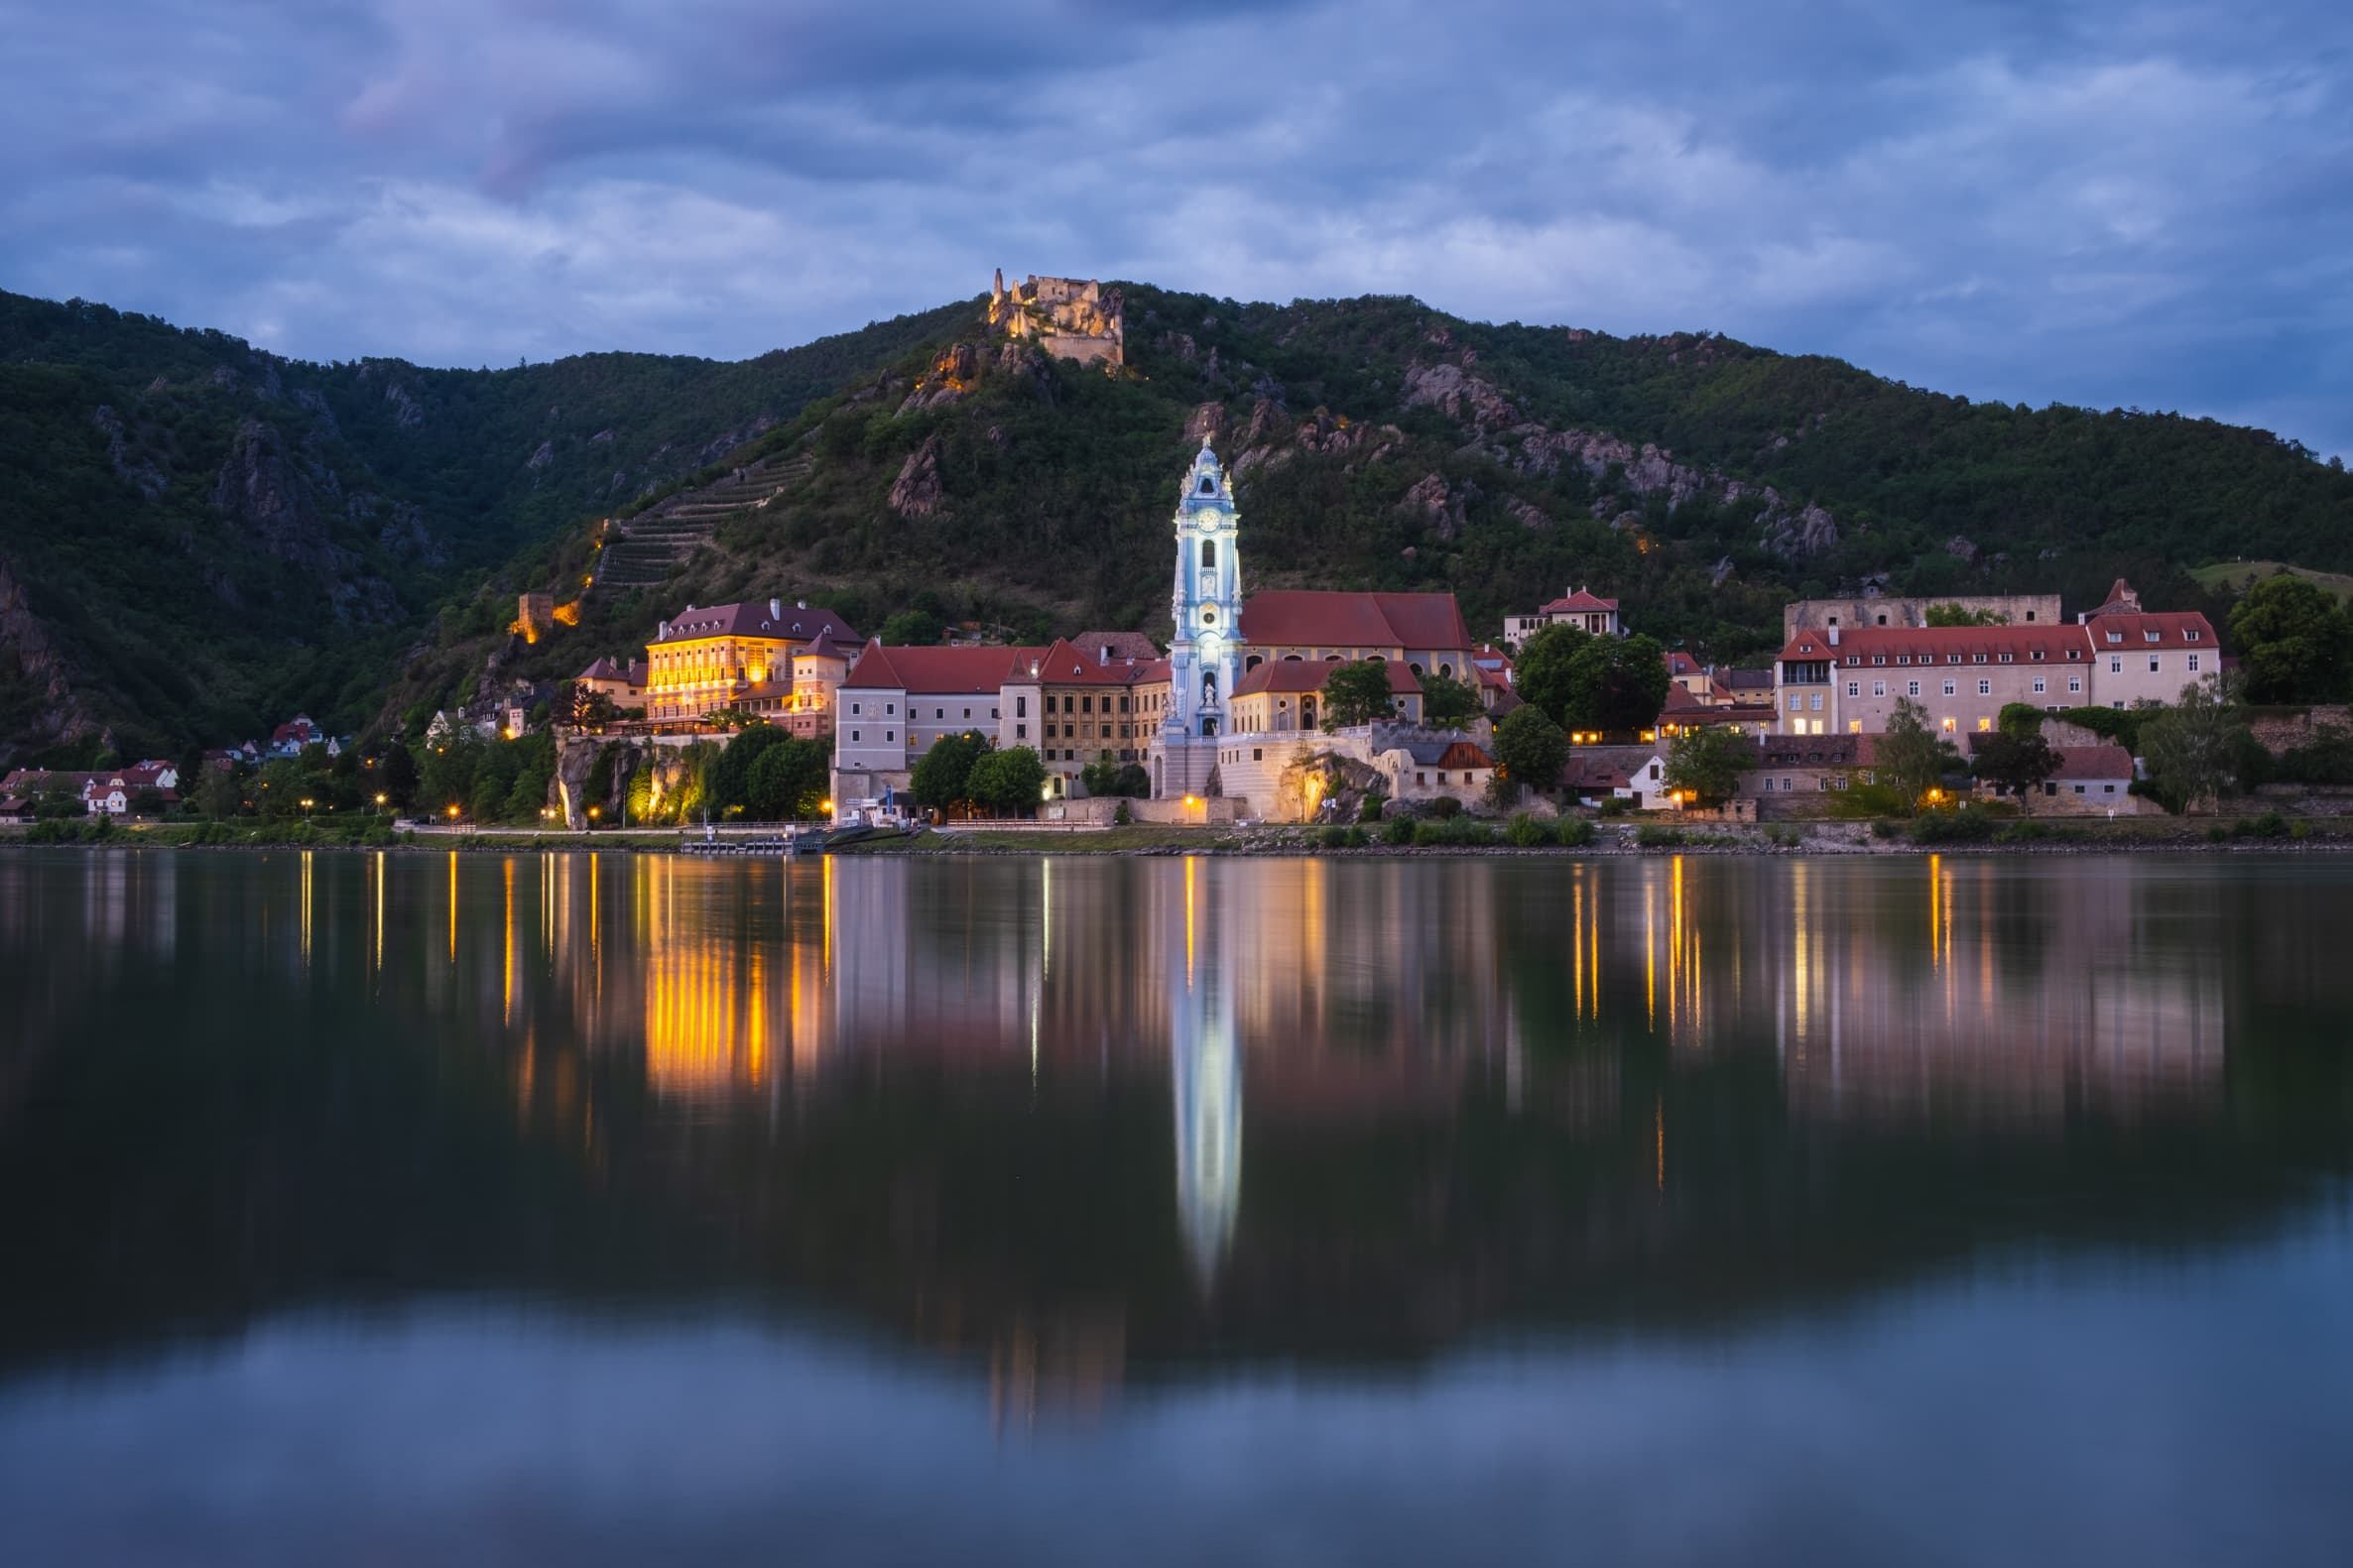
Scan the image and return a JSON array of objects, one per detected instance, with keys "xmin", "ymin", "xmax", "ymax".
[{"xmin": 1164, "ymin": 440, "xmax": 1243, "ymax": 748}]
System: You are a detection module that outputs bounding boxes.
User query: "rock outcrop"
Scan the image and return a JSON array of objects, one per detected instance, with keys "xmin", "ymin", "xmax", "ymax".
[
  {"xmin": 889, "ymin": 434, "xmax": 946, "ymax": 519},
  {"xmin": 0, "ymin": 557, "xmax": 99, "ymax": 762}
]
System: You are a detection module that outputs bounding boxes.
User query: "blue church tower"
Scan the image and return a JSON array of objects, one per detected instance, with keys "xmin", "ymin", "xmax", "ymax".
[{"xmin": 1163, "ymin": 440, "xmax": 1243, "ymax": 760}]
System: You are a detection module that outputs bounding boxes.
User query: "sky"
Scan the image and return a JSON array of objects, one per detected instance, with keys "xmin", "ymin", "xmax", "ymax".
[{"xmin": 5, "ymin": 0, "xmax": 2350, "ymax": 458}]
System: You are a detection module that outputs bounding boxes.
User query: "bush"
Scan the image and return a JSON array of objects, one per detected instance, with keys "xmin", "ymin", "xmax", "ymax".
[
  {"xmin": 1556, "ymin": 816, "xmax": 1596, "ymax": 847},
  {"xmin": 1381, "ymin": 813, "xmax": 1418, "ymax": 847},
  {"xmin": 1320, "ymin": 823, "xmax": 1351, "ymax": 849},
  {"xmin": 1871, "ymin": 818, "xmax": 1905, "ymax": 840},
  {"xmin": 1359, "ymin": 792, "xmax": 1385, "ymax": 823},
  {"xmin": 1506, "ymin": 812, "xmax": 1549, "ymax": 847},
  {"xmin": 1113, "ymin": 798, "xmax": 1132, "ymax": 826},
  {"xmin": 1415, "ymin": 814, "xmax": 1494, "ymax": 847},
  {"xmin": 1909, "ymin": 811, "xmax": 1996, "ymax": 844},
  {"xmin": 2234, "ymin": 810, "xmax": 2290, "ymax": 840},
  {"xmin": 1636, "ymin": 824, "xmax": 1685, "ymax": 847},
  {"xmin": 1597, "ymin": 795, "xmax": 1634, "ymax": 817},
  {"xmin": 1765, "ymin": 824, "xmax": 1801, "ymax": 848},
  {"xmin": 1344, "ymin": 825, "xmax": 1370, "ymax": 848},
  {"xmin": 1427, "ymin": 795, "xmax": 1463, "ymax": 820},
  {"xmin": 2291, "ymin": 819, "xmax": 2312, "ymax": 841},
  {"xmin": 1995, "ymin": 821, "xmax": 2050, "ymax": 844},
  {"xmin": 2205, "ymin": 823, "xmax": 2230, "ymax": 843}
]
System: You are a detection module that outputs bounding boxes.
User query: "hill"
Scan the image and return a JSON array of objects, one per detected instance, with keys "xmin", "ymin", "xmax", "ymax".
[
  {"xmin": 2189, "ymin": 560, "xmax": 2353, "ymax": 604},
  {"xmin": 7, "ymin": 281, "xmax": 2350, "ymax": 760},
  {"xmin": 0, "ymin": 290, "xmax": 967, "ymax": 762}
]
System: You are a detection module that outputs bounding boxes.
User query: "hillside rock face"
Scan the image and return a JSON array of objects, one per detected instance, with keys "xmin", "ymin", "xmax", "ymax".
[
  {"xmin": 210, "ymin": 420, "xmax": 400, "ymax": 621},
  {"xmin": 0, "ymin": 558, "xmax": 99, "ymax": 760},
  {"xmin": 889, "ymin": 434, "xmax": 946, "ymax": 518},
  {"xmin": 1402, "ymin": 355, "xmax": 1841, "ymax": 558}
]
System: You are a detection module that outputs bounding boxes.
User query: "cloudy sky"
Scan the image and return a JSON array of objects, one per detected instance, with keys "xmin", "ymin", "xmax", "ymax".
[{"xmin": 6, "ymin": 1, "xmax": 2349, "ymax": 456}]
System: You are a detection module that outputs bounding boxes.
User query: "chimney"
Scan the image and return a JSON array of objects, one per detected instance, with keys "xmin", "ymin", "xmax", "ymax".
[
  {"xmin": 798, "ymin": 599, "xmax": 806, "ymax": 610},
  {"xmin": 1029, "ymin": 659, "xmax": 1040, "ymax": 678},
  {"xmin": 658, "ymin": 620, "xmax": 670, "ymax": 638},
  {"xmin": 1099, "ymin": 645, "xmax": 1110, "ymax": 665},
  {"xmin": 1827, "ymin": 625, "xmax": 1840, "ymax": 647},
  {"xmin": 770, "ymin": 598, "xmax": 782, "ymax": 620}
]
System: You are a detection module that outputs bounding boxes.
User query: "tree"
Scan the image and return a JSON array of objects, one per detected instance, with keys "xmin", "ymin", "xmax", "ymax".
[
  {"xmin": 1874, "ymin": 696, "xmax": 1946, "ymax": 812},
  {"xmin": 1081, "ymin": 754, "xmax": 1151, "ymax": 797},
  {"xmin": 1563, "ymin": 633, "xmax": 1672, "ymax": 733},
  {"xmin": 1512, "ymin": 623, "xmax": 1590, "ymax": 723},
  {"xmin": 1490, "ymin": 706, "xmax": 1567, "ymax": 801},
  {"xmin": 746, "ymin": 737, "xmax": 829, "ymax": 819},
  {"xmin": 1321, "ymin": 661, "xmax": 1397, "ymax": 729},
  {"xmin": 1418, "ymin": 669, "xmax": 1481, "ymax": 728},
  {"xmin": 1662, "ymin": 725, "xmax": 1755, "ymax": 807},
  {"xmin": 2228, "ymin": 574, "xmax": 2353, "ymax": 703},
  {"xmin": 570, "ymin": 683, "xmax": 618, "ymax": 728},
  {"xmin": 909, "ymin": 729, "xmax": 992, "ymax": 811},
  {"xmin": 1925, "ymin": 602, "xmax": 2005, "ymax": 627},
  {"xmin": 704, "ymin": 723, "xmax": 789, "ymax": 813},
  {"xmin": 879, "ymin": 608, "xmax": 945, "ymax": 646},
  {"xmin": 967, "ymin": 746, "xmax": 1047, "ymax": 814},
  {"xmin": 2141, "ymin": 675, "xmax": 2247, "ymax": 814},
  {"xmin": 196, "ymin": 764, "xmax": 242, "ymax": 819},
  {"xmin": 1971, "ymin": 729, "xmax": 2058, "ymax": 805}
]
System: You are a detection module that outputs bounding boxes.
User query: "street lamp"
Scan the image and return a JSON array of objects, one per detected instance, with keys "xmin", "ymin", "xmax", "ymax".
[
  {"xmin": 374, "ymin": 792, "xmax": 388, "ymax": 818},
  {"xmin": 301, "ymin": 796, "xmax": 314, "ymax": 822}
]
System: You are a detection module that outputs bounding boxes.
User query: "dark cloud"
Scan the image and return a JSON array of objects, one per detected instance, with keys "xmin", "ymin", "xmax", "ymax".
[{"xmin": 3, "ymin": 0, "xmax": 2348, "ymax": 456}]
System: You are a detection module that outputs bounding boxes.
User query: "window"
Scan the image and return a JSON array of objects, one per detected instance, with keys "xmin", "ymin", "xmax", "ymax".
[
  {"xmin": 1942, "ymin": 680, "xmax": 1957, "ymax": 696},
  {"xmin": 2034, "ymin": 678, "xmax": 2046, "ymax": 694},
  {"xmin": 1940, "ymin": 717, "xmax": 1956, "ymax": 732},
  {"xmin": 885, "ymin": 730, "xmax": 895, "ymax": 743},
  {"xmin": 2074, "ymin": 784, "xmax": 2086, "ymax": 794},
  {"xmin": 2186, "ymin": 629, "xmax": 2201, "ymax": 642},
  {"xmin": 850, "ymin": 701, "xmax": 862, "ymax": 716},
  {"xmin": 2188, "ymin": 654, "xmax": 2202, "ymax": 672},
  {"xmin": 1818, "ymin": 777, "xmax": 1830, "ymax": 790},
  {"xmin": 885, "ymin": 703, "xmax": 896, "ymax": 715},
  {"xmin": 1908, "ymin": 680, "xmax": 1921, "ymax": 697},
  {"xmin": 1873, "ymin": 680, "xmax": 1887, "ymax": 697},
  {"xmin": 1416, "ymin": 773, "xmax": 1426, "ymax": 784},
  {"xmin": 2145, "ymin": 631, "xmax": 2161, "ymax": 644},
  {"xmin": 1252, "ymin": 748, "xmax": 1263, "ymax": 761},
  {"xmin": 1016, "ymin": 696, "xmax": 1027, "ymax": 717},
  {"xmin": 991, "ymin": 707, "xmax": 1001, "ymax": 719},
  {"xmin": 1810, "ymin": 693, "xmax": 1823, "ymax": 711},
  {"xmin": 1977, "ymin": 717, "xmax": 1992, "ymax": 732},
  {"xmin": 1846, "ymin": 681, "xmax": 1860, "ymax": 697},
  {"xmin": 2032, "ymin": 650, "xmax": 2045, "ymax": 662},
  {"xmin": 962, "ymin": 708, "xmax": 971, "ymax": 719},
  {"xmin": 1977, "ymin": 679, "xmax": 1991, "ymax": 696},
  {"xmin": 1016, "ymin": 724, "xmax": 1026, "ymax": 739},
  {"xmin": 1972, "ymin": 654, "xmax": 1987, "ymax": 664},
  {"xmin": 2069, "ymin": 676, "xmax": 2083, "ymax": 693},
  {"xmin": 1649, "ymin": 764, "xmax": 1662, "ymax": 781},
  {"xmin": 1872, "ymin": 655, "xmax": 1887, "ymax": 665},
  {"xmin": 1850, "ymin": 719, "xmax": 1862, "ymax": 733},
  {"xmin": 2149, "ymin": 657, "xmax": 2162, "ymax": 673},
  {"xmin": 2104, "ymin": 784, "xmax": 2117, "ymax": 793},
  {"xmin": 1202, "ymin": 539, "xmax": 1216, "ymax": 568},
  {"xmin": 2107, "ymin": 631, "xmax": 2123, "ymax": 645},
  {"xmin": 850, "ymin": 730, "xmax": 861, "ymax": 743},
  {"xmin": 1781, "ymin": 778, "xmax": 1794, "ymax": 791}
]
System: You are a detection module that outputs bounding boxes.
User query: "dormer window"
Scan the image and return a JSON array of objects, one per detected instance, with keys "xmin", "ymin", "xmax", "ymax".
[
  {"xmin": 2107, "ymin": 631, "xmax": 2122, "ymax": 644},
  {"xmin": 2145, "ymin": 630, "xmax": 2161, "ymax": 644},
  {"xmin": 1948, "ymin": 654, "xmax": 1961, "ymax": 664}
]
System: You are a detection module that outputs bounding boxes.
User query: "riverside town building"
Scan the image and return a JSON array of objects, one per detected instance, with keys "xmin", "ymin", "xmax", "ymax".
[{"xmin": 1770, "ymin": 579, "xmax": 2218, "ymax": 737}]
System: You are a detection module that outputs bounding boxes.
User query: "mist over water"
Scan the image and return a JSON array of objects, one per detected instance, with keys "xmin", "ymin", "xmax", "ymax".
[{"xmin": 2, "ymin": 849, "xmax": 2349, "ymax": 1565}]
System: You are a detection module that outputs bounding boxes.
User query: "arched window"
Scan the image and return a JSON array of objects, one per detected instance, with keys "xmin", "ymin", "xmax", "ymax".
[
  {"xmin": 1199, "ymin": 475, "xmax": 1214, "ymax": 494},
  {"xmin": 1245, "ymin": 655, "xmax": 1263, "ymax": 671},
  {"xmin": 1201, "ymin": 539, "xmax": 1216, "ymax": 569},
  {"xmin": 1410, "ymin": 663, "xmax": 1424, "ymax": 677}
]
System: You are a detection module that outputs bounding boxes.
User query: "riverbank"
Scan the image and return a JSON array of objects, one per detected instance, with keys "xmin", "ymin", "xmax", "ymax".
[{"xmin": 7, "ymin": 815, "xmax": 2348, "ymax": 857}]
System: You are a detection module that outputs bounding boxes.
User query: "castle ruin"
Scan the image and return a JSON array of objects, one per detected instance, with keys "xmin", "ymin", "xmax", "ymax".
[{"xmin": 988, "ymin": 270, "xmax": 1124, "ymax": 368}]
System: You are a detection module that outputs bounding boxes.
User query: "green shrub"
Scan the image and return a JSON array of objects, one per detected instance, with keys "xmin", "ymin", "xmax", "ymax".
[
  {"xmin": 1344, "ymin": 825, "xmax": 1370, "ymax": 848},
  {"xmin": 1506, "ymin": 812, "xmax": 1550, "ymax": 847},
  {"xmin": 1113, "ymin": 799, "xmax": 1132, "ymax": 826},
  {"xmin": 1871, "ymin": 818, "xmax": 1905, "ymax": 840},
  {"xmin": 1556, "ymin": 816, "xmax": 1597, "ymax": 847},
  {"xmin": 1320, "ymin": 823, "xmax": 1351, "ymax": 849},
  {"xmin": 1428, "ymin": 795, "xmax": 1463, "ymax": 820},
  {"xmin": 1359, "ymin": 793, "xmax": 1385, "ymax": 823},
  {"xmin": 1597, "ymin": 796, "xmax": 1634, "ymax": 817},
  {"xmin": 1381, "ymin": 813, "xmax": 1418, "ymax": 847},
  {"xmin": 1636, "ymin": 824, "xmax": 1685, "ymax": 848},
  {"xmin": 2205, "ymin": 823, "xmax": 2230, "ymax": 843},
  {"xmin": 1445, "ymin": 814, "xmax": 1495, "ymax": 846},
  {"xmin": 2291, "ymin": 819, "xmax": 2312, "ymax": 841},
  {"xmin": 1994, "ymin": 821, "xmax": 2049, "ymax": 844},
  {"xmin": 2235, "ymin": 809, "xmax": 2290, "ymax": 840},
  {"xmin": 1909, "ymin": 811, "xmax": 1996, "ymax": 844}
]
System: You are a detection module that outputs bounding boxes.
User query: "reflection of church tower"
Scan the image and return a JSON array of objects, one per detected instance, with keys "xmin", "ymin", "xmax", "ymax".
[
  {"xmin": 1171, "ymin": 858, "xmax": 1241, "ymax": 1288},
  {"xmin": 1158, "ymin": 441, "xmax": 1243, "ymax": 796}
]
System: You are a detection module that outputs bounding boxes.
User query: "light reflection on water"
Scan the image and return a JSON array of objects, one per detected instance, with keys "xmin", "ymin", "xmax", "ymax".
[{"xmin": 0, "ymin": 849, "xmax": 2348, "ymax": 1564}]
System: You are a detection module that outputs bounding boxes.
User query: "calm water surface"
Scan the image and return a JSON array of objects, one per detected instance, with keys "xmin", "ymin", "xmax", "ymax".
[{"xmin": 2, "ymin": 848, "xmax": 2349, "ymax": 1565}]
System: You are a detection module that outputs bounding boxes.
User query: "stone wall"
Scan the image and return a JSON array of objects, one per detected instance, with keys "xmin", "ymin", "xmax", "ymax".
[
  {"xmin": 2247, "ymin": 705, "xmax": 2352, "ymax": 755},
  {"xmin": 1784, "ymin": 593, "xmax": 2062, "ymax": 637}
]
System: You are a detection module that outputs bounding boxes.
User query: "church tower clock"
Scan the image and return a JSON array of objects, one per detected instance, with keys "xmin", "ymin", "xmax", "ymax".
[{"xmin": 1164, "ymin": 439, "xmax": 1243, "ymax": 746}]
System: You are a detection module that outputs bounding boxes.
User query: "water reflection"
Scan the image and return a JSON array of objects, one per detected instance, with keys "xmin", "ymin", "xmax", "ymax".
[{"xmin": 0, "ymin": 849, "xmax": 2346, "ymax": 1388}]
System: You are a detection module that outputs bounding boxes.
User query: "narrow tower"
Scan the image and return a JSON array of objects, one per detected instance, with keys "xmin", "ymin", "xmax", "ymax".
[{"xmin": 1163, "ymin": 441, "xmax": 1243, "ymax": 758}]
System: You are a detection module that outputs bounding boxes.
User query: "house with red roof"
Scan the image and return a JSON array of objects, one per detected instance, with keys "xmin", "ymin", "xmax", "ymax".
[
  {"xmin": 1504, "ymin": 586, "xmax": 1621, "ymax": 647},
  {"xmin": 2076, "ymin": 580, "xmax": 2220, "ymax": 709}
]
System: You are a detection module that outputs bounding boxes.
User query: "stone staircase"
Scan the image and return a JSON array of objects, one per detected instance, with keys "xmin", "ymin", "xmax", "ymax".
[{"xmin": 593, "ymin": 451, "xmax": 816, "ymax": 590}]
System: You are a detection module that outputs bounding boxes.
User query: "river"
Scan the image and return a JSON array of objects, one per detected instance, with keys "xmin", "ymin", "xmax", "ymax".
[{"xmin": 2, "ymin": 848, "xmax": 2348, "ymax": 1564}]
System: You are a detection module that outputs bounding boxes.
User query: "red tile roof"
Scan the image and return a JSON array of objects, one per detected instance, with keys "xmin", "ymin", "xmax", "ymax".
[
  {"xmin": 1780, "ymin": 625, "xmax": 2096, "ymax": 664},
  {"xmin": 1664, "ymin": 650, "xmax": 1704, "ymax": 676},
  {"xmin": 1068, "ymin": 630, "xmax": 1162, "ymax": 663},
  {"xmin": 2082, "ymin": 611, "xmax": 2215, "ymax": 650},
  {"xmin": 1240, "ymin": 590, "xmax": 1473, "ymax": 652},
  {"xmin": 1540, "ymin": 588, "xmax": 1618, "ymax": 613},
  {"xmin": 2049, "ymin": 744, "xmax": 2135, "ymax": 781},
  {"xmin": 1231, "ymin": 659, "xmax": 1424, "ymax": 698},
  {"xmin": 842, "ymin": 641, "xmax": 1045, "ymax": 693},
  {"xmin": 1030, "ymin": 638, "xmax": 1168, "ymax": 685}
]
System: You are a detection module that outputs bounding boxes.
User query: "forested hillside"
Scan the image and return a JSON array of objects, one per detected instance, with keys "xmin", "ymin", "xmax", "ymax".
[
  {"xmin": 6, "ymin": 280, "xmax": 2348, "ymax": 762},
  {"xmin": 0, "ymin": 292, "xmax": 967, "ymax": 762}
]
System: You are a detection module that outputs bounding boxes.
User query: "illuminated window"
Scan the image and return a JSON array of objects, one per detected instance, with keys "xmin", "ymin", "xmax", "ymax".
[
  {"xmin": 1977, "ymin": 717, "xmax": 1992, "ymax": 732},
  {"xmin": 1940, "ymin": 717, "xmax": 1956, "ymax": 732}
]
